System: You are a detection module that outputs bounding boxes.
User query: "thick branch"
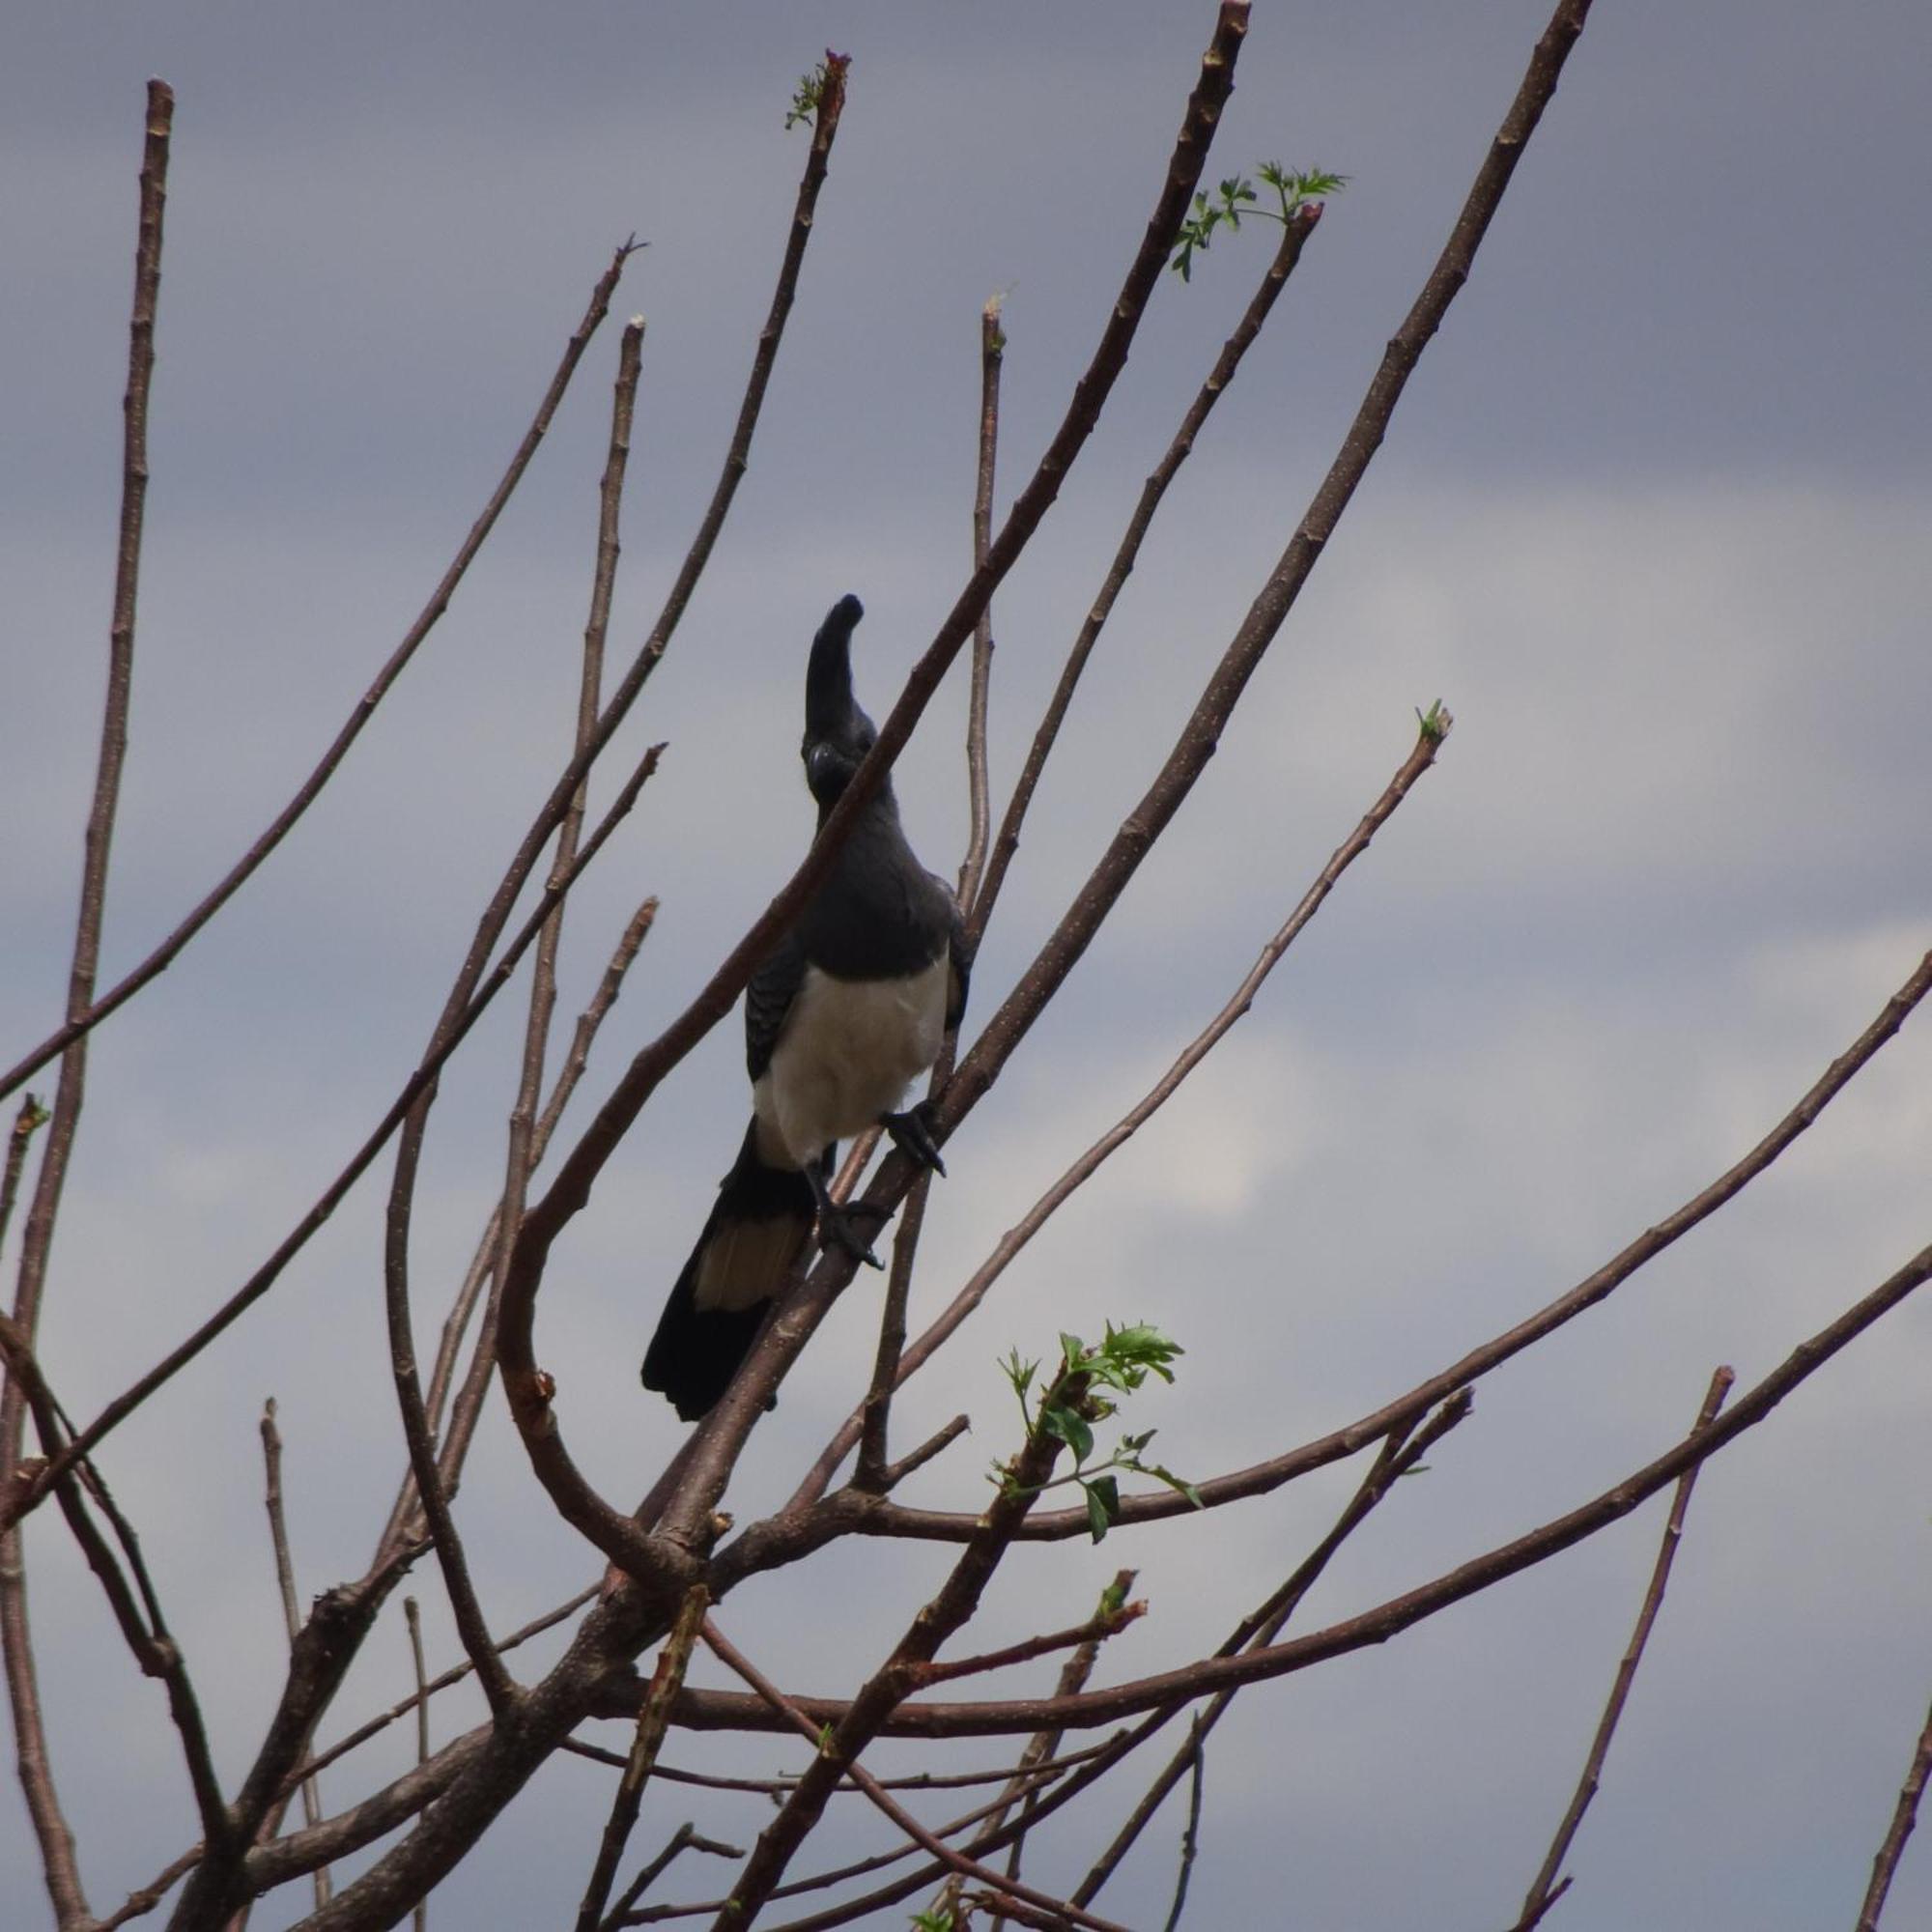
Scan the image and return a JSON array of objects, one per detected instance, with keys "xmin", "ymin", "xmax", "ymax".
[{"xmin": 688, "ymin": 1239, "xmax": 1932, "ymax": 1743}]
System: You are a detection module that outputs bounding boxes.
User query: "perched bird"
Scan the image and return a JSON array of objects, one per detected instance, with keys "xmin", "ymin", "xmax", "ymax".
[{"xmin": 641, "ymin": 594, "xmax": 970, "ymax": 1421}]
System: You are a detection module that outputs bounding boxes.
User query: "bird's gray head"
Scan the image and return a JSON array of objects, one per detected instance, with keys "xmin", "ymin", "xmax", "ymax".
[{"xmin": 802, "ymin": 592, "xmax": 880, "ymax": 808}]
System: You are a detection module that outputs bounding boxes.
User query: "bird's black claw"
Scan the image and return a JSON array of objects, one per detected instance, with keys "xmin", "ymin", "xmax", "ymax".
[
  {"xmin": 882, "ymin": 1102, "xmax": 947, "ymax": 1179},
  {"xmin": 816, "ymin": 1203, "xmax": 884, "ymax": 1270}
]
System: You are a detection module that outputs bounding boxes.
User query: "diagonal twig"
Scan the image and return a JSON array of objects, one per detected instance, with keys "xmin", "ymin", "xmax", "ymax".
[
  {"xmin": 1856, "ymin": 1686, "xmax": 1932, "ymax": 1932},
  {"xmin": 701, "ymin": 1618, "xmax": 1129, "ymax": 1932},
  {"xmin": 1160, "ymin": 1719, "xmax": 1206, "ymax": 1932},
  {"xmin": 1514, "ymin": 1366, "xmax": 1735, "ymax": 1929},
  {"xmin": 1072, "ymin": 1394, "xmax": 1472, "ymax": 1911},
  {"xmin": 607, "ymin": 1823, "xmax": 745, "ymax": 1930},
  {"xmin": 851, "ymin": 292, "xmax": 1008, "ymax": 1493},
  {"xmin": 985, "ymin": 1570, "xmax": 1137, "ymax": 1932},
  {"xmin": 577, "ymin": 1584, "xmax": 709, "ymax": 1932},
  {"xmin": 261, "ymin": 1401, "xmax": 332, "ymax": 1910}
]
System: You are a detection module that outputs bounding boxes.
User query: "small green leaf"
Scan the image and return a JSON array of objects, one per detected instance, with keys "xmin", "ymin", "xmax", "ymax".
[
  {"xmin": 1150, "ymin": 1464, "xmax": 1205, "ymax": 1510},
  {"xmin": 1085, "ymin": 1482, "xmax": 1114, "ymax": 1543},
  {"xmin": 1041, "ymin": 1403, "xmax": 1094, "ymax": 1464}
]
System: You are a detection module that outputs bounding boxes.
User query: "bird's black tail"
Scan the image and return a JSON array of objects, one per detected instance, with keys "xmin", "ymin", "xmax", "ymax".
[{"xmin": 641, "ymin": 1122, "xmax": 823, "ymax": 1422}]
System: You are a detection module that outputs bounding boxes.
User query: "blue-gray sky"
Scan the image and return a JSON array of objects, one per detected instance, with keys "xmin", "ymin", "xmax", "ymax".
[{"xmin": 4, "ymin": 5, "xmax": 1931, "ymax": 1929}]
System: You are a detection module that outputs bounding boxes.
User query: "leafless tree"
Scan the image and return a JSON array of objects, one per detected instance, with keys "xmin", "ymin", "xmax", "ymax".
[{"xmin": 6, "ymin": 6, "xmax": 1930, "ymax": 1929}]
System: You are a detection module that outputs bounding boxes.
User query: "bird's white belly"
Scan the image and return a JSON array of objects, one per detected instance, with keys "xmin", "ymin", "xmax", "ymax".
[{"xmin": 754, "ymin": 957, "xmax": 948, "ymax": 1166}]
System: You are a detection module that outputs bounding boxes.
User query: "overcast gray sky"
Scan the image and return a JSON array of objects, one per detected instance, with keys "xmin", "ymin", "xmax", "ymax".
[{"xmin": 5, "ymin": 4, "xmax": 1931, "ymax": 1929}]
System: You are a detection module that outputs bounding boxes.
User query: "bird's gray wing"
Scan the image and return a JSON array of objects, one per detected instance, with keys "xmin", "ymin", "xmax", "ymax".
[{"xmin": 746, "ymin": 929, "xmax": 808, "ymax": 1083}]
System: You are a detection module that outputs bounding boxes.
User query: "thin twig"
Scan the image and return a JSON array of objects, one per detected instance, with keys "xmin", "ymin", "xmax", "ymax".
[
  {"xmin": 1857, "ymin": 1687, "xmax": 1932, "ymax": 1931},
  {"xmin": 0, "ymin": 240, "xmax": 641, "ymax": 1105},
  {"xmin": 986, "ymin": 1570, "xmax": 1137, "ymax": 1932},
  {"xmin": 591, "ymin": 1747, "xmax": 1079, "ymax": 1923},
  {"xmin": 1, "ymin": 1312, "xmax": 231, "ymax": 1861},
  {"xmin": 2, "ymin": 79, "xmax": 173, "ymax": 1931},
  {"xmin": 289, "ymin": 1584, "xmax": 598, "ymax": 1793},
  {"xmin": 483, "ymin": 314, "xmax": 646, "ymax": 1507},
  {"xmin": 577, "ymin": 1585, "xmax": 709, "ymax": 1932},
  {"xmin": 1073, "ymin": 1397, "xmax": 1471, "ymax": 1909},
  {"xmin": 404, "ymin": 1598, "xmax": 430, "ymax": 1932},
  {"xmin": 375, "ymin": 315, "xmax": 647, "ymax": 1629},
  {"xmin": 262, "ymin": 1402, "xmax": 332, "ymax": 1909},
  {"xmin": 955, "ymin": 292, "xmax": 1005, "ymax": 911},
  {"xmin": 912, "ymin": 1599, "xmax": 1144, "ymax": 1693},
  {"xmin": 700, "ymin": 1618, "xmax": 1129, "ymax": 1932},
  {"xmin": 969, "ymin": 195, "xmax": 1323, "ymax": 942},
  {"xmin": 561, "ymin": 1734, "xmax": 1110, "ymax": 1799},
  {"xmin": 1514, "ymin": 1366, "xmax": 1734, "ymax": 1928},
  {"xmin": 607, "ymin": 1823, "xmax": 745, "ymax": 1930},
  {"xmin": 94, "ymin": 1846, "xmax": 203, "ymax": 1931},
  {"xmin": 1160, "ymin": 1719, "xmax": 1206, "ymax": 1932}
]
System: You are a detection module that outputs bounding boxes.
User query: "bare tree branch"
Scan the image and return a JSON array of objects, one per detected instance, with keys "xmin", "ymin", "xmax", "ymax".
[
  {"xmin": 700, "ymin": 1618, "xmax": 1129, "ymax": 1932},
  {"xmin": 955, "ymin": 292, "xmax": 1005, "ymax": 913},
  {"xmin": 577, "ymin": 1586, "xmax": 709, "ymax": 1932},
  {"xmin": 1513, "ymin": 1366, "xmax": 1734, "ymax": 1929},
  {"xmin": 1856, "ymin": 1687, "xmax": 1932, "ymax": 1931},
  {"xmin": 985, "ymin": 1570, "xmax": 1137, "ymax": 1932},
  {"xmin": 260, "ymin": 1402, "xmax": 331, "ymax": 1910},
  {"xmin": 403, "ymin": 1599, "xmax": 429, "ymax": 1932},
  {"xmin": 1072, "ymin": 1396, "xmax": 1473, "ymax": 1911},
  {"xmin": 607, "ymin": 1823, "xmax": 744, "ymax": 1931},
  {"xmin": 289, "ymin": 1584, "xmax": 599, "ymax": 1794},
  {"xmin": 1159, "ymin": 1720, "xmax": 1206, "ymax": 1932},
  {"xmin": 714, "ymin": 1364, "xmax": 1100, "ymax": 1924},
  {"xmin": 3, "ymin": 77, "xmax": 174, "ymax": 1931},
  {"xmin": 696, "ymin": 1239, "xmax": 1932, "ymax": 1745}
]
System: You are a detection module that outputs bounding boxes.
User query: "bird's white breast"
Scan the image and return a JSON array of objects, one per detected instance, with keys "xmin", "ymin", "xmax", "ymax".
[{"xmin": 754, "ymin": 957, "xmax": 949, "ymax": 1167}]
